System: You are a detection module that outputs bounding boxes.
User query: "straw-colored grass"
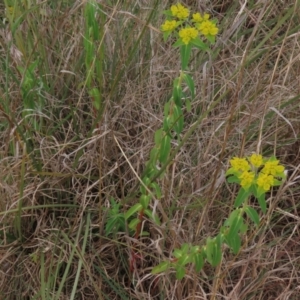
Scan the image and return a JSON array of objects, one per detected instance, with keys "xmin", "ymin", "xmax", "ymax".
[{"xmin": 0, "ymin": 1, "xmax": 300, "ymax": 299}]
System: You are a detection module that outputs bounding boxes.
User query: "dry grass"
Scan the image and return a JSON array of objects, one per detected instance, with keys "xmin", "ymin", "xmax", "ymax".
[{"xmin": 0, "ymin": 0, "xmax": 300, "ymax": 299}]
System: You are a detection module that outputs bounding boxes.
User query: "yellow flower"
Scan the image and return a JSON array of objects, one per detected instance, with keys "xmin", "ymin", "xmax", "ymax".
[
  {"xmin": 239, "ymin": 171, "xmax": 255, "ymax": 188},
  {"xmin": 257, "ymin": 173, "xmax": 275, "ymax": 192},
  {"xmin": 249, "ymin": 154, "xmax": 263, "ymax": 168},
  {"xmin": 192, "ymin": 12, "xmax": 210, "ymax": 23},
  {"xmin": 170, "ymin": 3, "xmax": 189, "ymax": 19},
  {"xmin": 262, "ymin": 160, "xmax": 284, "ymax": 176},
  {"xmin": 229, "ymin": 157, "xmax": 250, "ymax": 172},
  {"xmin": 161, "ymin": 20, "xmax": 178, "ymax": 32},
  {"xmin": 197, "ymin": 20, "xmax": 219, "ymax": 36},
  {"xmin": 178, "ymin": 27, "xmax": 198, "ymax": 45}
]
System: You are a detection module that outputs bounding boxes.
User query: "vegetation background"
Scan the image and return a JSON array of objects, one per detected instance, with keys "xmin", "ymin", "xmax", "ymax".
[{"xmin": 0, "ymin": 0, "xmax": 300, "ymax": 299}]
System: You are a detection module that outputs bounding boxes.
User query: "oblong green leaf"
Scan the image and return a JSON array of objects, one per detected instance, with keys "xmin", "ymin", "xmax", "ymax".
[
  {"xmin": 213, "ymin": 233, "xmax": 223, "ymax": 266},
  {"xmin": 152, "ymin": 261, "xmax": 170, "ymax": 274},
  {"xmin": 257, "ymin": 193, "xmax": 267, "ymax": 213},
  {"xmin": 140, "ymin": 194, "xmax": 150, "ymax": 209},
  {"xmin": 227, "ymin": 214, "xmax": 243, "ymax": 240},
  {"xmin": 149, "ymin": 182, "xmax": 162, "ymax": 199},
  {"xmin": 191, "ymin": 37, "xmax": 208, "ymax": 51},
  {"xmin": 206, "ymin": 235, "xmax": 222, "ymax": 267},
  {"xmin": 245, "ymin": 206, "xmax": 260, "ymax": 226},
  {"xmin": 159, "ymin": 134, "xmax": 171, "ymax": 163},
  {"xmin": 229, "ymin": 234, "xmax": 241, "ymax": 254},
  {"xmin": 89, "ymin": 88, "xmax": 101, "ymax": 110},
  {"xmin": 180, "ymin": 44, "xmax": 192, "ymax": 70},
  {"xmin": 224, "ymin": 209, "xmax": 240, "ymax": 226},
  {"xmin": 154, "ymin": 128, "xmax": 163, "ymax": 146},
  {"xmin": 172, "ymin": 78, "xmax": 182, "ymax": 107},
  {"xmin": 173, "ymin": 105, "xmax": 184, "ymax": 135},
  {"xmin": 173, "ymin": 39, "xmax": 185, "ymax": 47},
  {"xmin": 194, "ymin": 252, "xmax": 204, "ymax": 272},
  {"xmin": 182, "ymin": 73, "xmax": 195, "ymax": 99},
  {"xmin": 125, "ymin": 203, "xmax": 143, "ymax": 220},
  {"xmin": 206, "ymin": 237, "xmax": 214, "ymax": 265},
  {"xmin": 164, "ymin": 101, "xmax": 170, "ymax": 117},
  {"xmin": 144, "ymin": 209, "xmax": 160, "ymax": 225},
  {"xmin": 234, "ymin": 188, "xmax": 251, "ymax": 207},
  {"xmin": 226, "ymin": 175, "xmax": 240, "ymax": 184},
  {"xmin": 128, "ymin": 218, "xmax": 140, "ymax": 230},
  {"xmin": 175, "ymin": 266, "xmax": 185, "ymax": 280}
]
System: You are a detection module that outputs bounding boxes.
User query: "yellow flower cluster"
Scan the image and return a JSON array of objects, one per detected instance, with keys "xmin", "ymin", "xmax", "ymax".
[
  {"xmin": 227, "ymin": 154, "xmax": 285, "ymax": 192},
  {"xmin": 178, "ymin": 27, "xmax": 198, "ymax": 45},
  {"xmin": 160, "ymin": 3, "xmax": 219, "ymax": 46},
  {"xmin": 161, "ymin": 20, "xmax": 178, "ymax": 32},
  {"xmin": 192, "ymin": 13, "xmax": 219, "ymax": 36},
  {"xmin": 192, "ymin": 13, "xmax": 210, "ymax": 23},
  {"xmin": 196, "ymin": 21, "xmax": 219, "ymax": 37},
  {"xmin": 171, "ymin": 3, "xmax": 189, "ymax": 19}
]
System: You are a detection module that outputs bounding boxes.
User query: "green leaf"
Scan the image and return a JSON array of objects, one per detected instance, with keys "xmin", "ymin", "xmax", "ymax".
[
  {"xmin": 140, "ymin": 194, "xmax": 150, "ymax": 209},
  {"xmin": 173, "ymin": 248, "xmax": 182, "ymax": 259},
  {"xmin": 224, "ymin": 209, "xmax": 240, "ymax": 226},
  {"xmin": 172, "ymin": 78, "xmax": 182, "ymax": 107},
  {"xmin": 177, "ymin": 254, "xmax": 191, "ymax": 266},
  {"xmin": 175, "ymin": 266, "xmax": 185, "ymax": 280},
  {"xmin": 163, "ymin": 31, "xmax": 172, "ymax": 41},
  {"xmin": 149, "ymin": 182, "xmax": 162, "ymax": 199},
  {"xmin": 105, "ymin": 215, "xmax": 126, "ymax": 236},
  {"xmin": 182, "ymin": 73, "xmax": 195, "ymax": 99},
  {"xmin": 234, "ymin": 188, "xmax": 251, "ymax": 207},
  {"xmin": 140, "ymin": 175, "xmax": 151, "ymax": 194},
  {"xmin": 194, "ymin": 252, "xmax": 204, "ymax": 272},
  {"xmin": 215, "ymin": 233, "xmax": 223, "ymax": 264},
  {"xmin": 239, "ymin": 222, "xmax": 248, "ymax": 234},
  {"xmin": 227, "ymin": 214, "xmax": 243, "ymax": 240},
  {"xmin": 163, "ymin": 116, "xmax": 172, "ymax": 132},
  {"xmin": 144, "ymin": 209, "xmax": 161, "ymax": 225},
  {"xmin": 128, "ymin": 218, "xmax": 141, "ymax": 230},
  {"xmin": 206, "ymin": 235, "xmax": 222, "ymax": 267},
  {"xmin": 142, "ymin": 176, "xmax": 151, "ymax": 187},
  {"xmin": 245, "ymin": 206, "xmax": 260, "ymax": 226},
  {"xmin": 191, "ymin": 37, "xmax": 208, "ymax": 51},
  {"xmin": 154, "ymin": 128, "xmax": 163, "ymax": 146},
  {"xmin": 173, "ymin": 105, "xmax": 184, "ymax": 135},
  {"xmin": 159, "ymin": 134, "xmax": 171, "ymax": 164},
  {"xmin": 228, "ymin": 234, "xmax": 241, "ymax": 254},
  {"xmin": 180, "ymin": 44, "xmax": 192, "ymax": 70},
  {"xmin": 162, "ymin": 10, "xmax": 172, "ymax": 17},
  {"xmin": 226, "ymin": 168, "xmax": 240, "ymax": 177},
  {"xmin": 206, "ymin": 34, "xmax": 216, "ymax": 44},
  {"xmin": 227, "ymin": 175, "xmax": 240, "ymax": 184},
  {"xmin": 173, "ymin": 244, "xmax": 189, "ymax": 259},
  {"xmin": 152, "ymin": 261, "xmax": 170, "ymax": 274},
  {"xmin": 125, "ymin": 203, "xmax": 143, "ymax": 220},
  {"xmin": 164, "ymin": 101, "xmax": 170, "ymax": 116},
  {"xmin": 89, "ymin": 88, "xmax": 101, "ymax": 110},
  {"xmin": 257, "ymin": 192, "xmax": 267, "ymax": 213},
  {"xmin": 149, "ymin": 148, "xmax": 159, "ymax": 165},
  {"xmin": 173, "ymin": 39, "xmax": 185, "ymax": 48},
  {"xmin": 206, "ymin": 237, "xmax": 213, "ymax": 265},
  {"xmin": 140, "ymin": 231, "xmax": 150, "ymax": 236}
]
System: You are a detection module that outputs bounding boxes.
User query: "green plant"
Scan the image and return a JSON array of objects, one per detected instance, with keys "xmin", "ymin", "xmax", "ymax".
[
  {"xmin": 118, "ymin": 2, "xmax": 219, "ymax": 275},
  {"xmin": 119, "ymin": 3, "xmax": 286, "ymax": 280},
  {"xmin": 105, "ymin": 197, "xmax": 127, "ymax": 237},
  {"xmin": 152, "ymin": 154, "xmax": 285, "ymax": 279},
  {"xmin": 83, "ymin": 0, "xmax": 106, "ymax": 127}
]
